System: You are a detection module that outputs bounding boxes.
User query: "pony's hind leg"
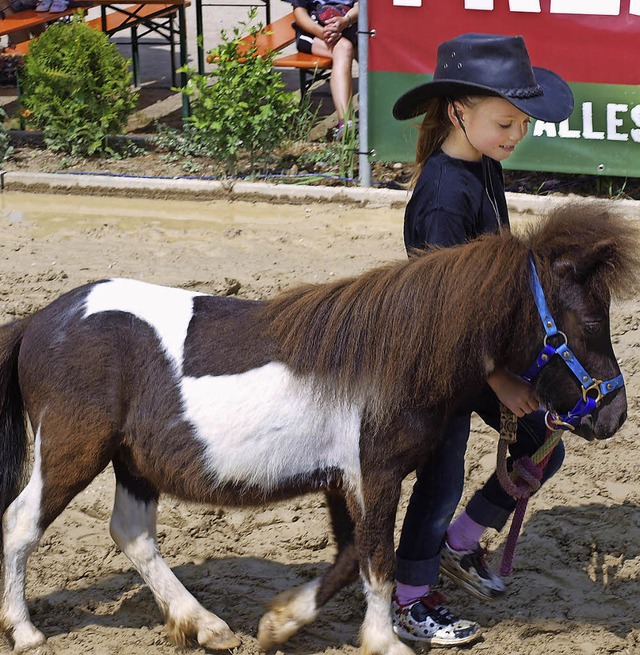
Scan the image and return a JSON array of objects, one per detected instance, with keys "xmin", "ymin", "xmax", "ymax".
[
  {"xmin": 1, "ymin": 426, "xmax": 47, "ymax": 652},
  {"xmin": 109, "ymin": 467, "xmax": 240, "ymax": 650},
  {"xmin": 258, "ymin": 489, "xmax": 360, "ymax": 649},
  {"xmin": 2, "ymin": 410, "xmax": 115, "ymax": 653}
]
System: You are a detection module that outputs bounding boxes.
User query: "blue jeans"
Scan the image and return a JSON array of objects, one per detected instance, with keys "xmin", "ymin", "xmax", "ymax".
[{"xmin": 395, "ymin": 385, "xmax": 565, "ymax": 586}]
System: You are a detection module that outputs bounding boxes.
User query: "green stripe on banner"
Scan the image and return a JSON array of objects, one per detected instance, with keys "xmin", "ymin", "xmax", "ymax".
[{"xmin": 370, "ymin": 72, "xmax": 640, "ymax": 178}]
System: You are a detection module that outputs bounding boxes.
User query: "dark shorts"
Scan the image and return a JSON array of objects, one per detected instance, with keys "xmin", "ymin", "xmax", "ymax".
[{"xmin": 293, "ymin": 23, "xmax": 357, "ymax": 54}]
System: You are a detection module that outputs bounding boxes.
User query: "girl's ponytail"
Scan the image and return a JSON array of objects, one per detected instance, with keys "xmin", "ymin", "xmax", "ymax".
[{"xmin": 410, "ymin": 97, "xmax": 452, "ymax": 187}]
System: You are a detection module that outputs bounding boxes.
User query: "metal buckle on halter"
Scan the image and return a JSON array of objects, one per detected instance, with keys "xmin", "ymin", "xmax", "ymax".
[
  {"xmin": 544, "ymin": 411, "xmax": 576, "ymax": 432},
  {"xmin": 582, "ymin": 379, "xmax": 604, "ymax": 404}
]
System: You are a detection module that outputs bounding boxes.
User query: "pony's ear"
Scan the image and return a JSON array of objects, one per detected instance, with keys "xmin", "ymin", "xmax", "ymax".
[{"xmin": 553, "ymin": 238, "xmax": 620, "ymax": 283}]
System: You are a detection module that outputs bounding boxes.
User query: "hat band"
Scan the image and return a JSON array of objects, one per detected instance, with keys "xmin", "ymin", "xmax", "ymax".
[{"xmin": 502, "ymin": 83, "xmax": 542, "ymax": 99}]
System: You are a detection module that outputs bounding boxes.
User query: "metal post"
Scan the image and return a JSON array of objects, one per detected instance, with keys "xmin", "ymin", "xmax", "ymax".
[
  {"xmin": 179, "ymin": 5, "xmax": 191, "ymax": 119},
  {"xmin": 357, "ymin": 0, "xmax": 371, "ymax": 187},
  {"xmin": 196, "ymin": 0, "xmax": 205, "ymax": 74}
]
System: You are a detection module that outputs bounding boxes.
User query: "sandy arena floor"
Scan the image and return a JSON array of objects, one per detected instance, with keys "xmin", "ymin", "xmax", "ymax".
[{"xmin": 0, "ymin": 192, "xmax": 638, "ymax": 655}]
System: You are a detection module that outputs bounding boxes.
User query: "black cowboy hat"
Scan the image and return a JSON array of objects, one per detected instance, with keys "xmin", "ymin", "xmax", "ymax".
[{"xmin": 393, "ymin": 33, "xmax": 574, "ymax": 123}]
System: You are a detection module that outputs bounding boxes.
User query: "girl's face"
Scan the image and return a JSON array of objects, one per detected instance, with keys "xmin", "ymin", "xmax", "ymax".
[{"xmin": 449, "ymin": 97, "xmax": 531, "ymax": 162}]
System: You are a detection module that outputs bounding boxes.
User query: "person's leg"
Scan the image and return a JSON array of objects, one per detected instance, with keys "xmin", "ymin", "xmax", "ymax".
[
  {"xmin": 443, "ymin": 386, "xmax": 564, "ymax": 600},
  {"xmin": 311, "ymin": 36, "xmax": 354, "ymax": 123},
  {"xmin": 392, "ymin": 414, "xmax": 479, "ymax": 646}
]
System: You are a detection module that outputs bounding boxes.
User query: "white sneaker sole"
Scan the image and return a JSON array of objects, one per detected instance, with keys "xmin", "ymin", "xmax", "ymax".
[{"xmin": 393, "ymin": 624, "xmax": 481, "ymax": 647}]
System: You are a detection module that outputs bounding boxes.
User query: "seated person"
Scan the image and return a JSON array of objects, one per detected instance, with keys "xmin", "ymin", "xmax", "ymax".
[{"xmin": 285, "ymin": 0, "xmax": 358, "ymax": 139}]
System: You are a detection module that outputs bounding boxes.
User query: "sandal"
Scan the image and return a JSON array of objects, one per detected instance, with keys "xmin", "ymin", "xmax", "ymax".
[{"xmin": 48, "ymin": 0, "xmax": 68, "ymax": 11}]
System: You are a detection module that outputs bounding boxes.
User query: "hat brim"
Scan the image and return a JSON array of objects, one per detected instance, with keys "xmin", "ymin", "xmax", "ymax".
[{"xmin": 393, "ymin": 66, "xmax": 574, "ymax": 123}]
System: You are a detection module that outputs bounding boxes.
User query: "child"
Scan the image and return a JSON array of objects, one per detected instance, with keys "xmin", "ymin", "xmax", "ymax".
[
  {"xmin": 390, "ymin": 33, "xmax": 574, "ymax": 646},
  {"xmin": 285, "ymin": 0, "xmax": 358, "ymax": 139}
]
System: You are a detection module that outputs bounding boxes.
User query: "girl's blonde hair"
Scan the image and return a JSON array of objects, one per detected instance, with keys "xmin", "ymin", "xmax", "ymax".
[{"xmin": 410, "ymin": 95, "xmax": 481, "ymax": 188}]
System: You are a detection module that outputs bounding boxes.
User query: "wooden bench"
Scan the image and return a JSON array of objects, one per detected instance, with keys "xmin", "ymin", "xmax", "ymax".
[
  {"xmin": 209, "ymin": 12, "xmax": 332, "ymax": 97},
  {"xmin": 0, "ymin": 2, "xmax": 185, "ymax": 87}
]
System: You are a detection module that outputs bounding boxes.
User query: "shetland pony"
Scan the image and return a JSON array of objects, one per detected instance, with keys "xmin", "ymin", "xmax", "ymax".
[{"xmin": 0, "ymin": 205, "xmax": 637, "ymax": 655}]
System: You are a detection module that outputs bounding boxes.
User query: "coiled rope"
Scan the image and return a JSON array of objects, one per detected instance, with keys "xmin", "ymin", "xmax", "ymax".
[{"xmin": 496, "ymin": 405, "xmax": 564, "ymax": 576}]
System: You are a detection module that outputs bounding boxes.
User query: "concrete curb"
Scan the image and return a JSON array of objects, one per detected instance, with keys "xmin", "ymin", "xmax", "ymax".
[{"xmin": 4, "ymin": 171, "xmax": 640, "ymax": 217}]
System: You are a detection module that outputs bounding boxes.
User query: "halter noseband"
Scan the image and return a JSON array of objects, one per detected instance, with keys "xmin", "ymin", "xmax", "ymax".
[{"xmin": 520, "ymin": 257, "xmax": 624, "ymax": 430}]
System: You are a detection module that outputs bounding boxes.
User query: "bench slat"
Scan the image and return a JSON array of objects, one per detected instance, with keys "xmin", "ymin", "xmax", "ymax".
[
  {"xmin": 273, "ymin": 52, "xmax": 332, "ymax": 70},
  {"xmin": 0, "ymin": 7, "xmax": 78, "ymax": 37}
]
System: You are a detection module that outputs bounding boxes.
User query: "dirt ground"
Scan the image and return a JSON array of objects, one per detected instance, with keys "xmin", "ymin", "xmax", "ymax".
[{"xmin": 0, "ymin": 192, "xmax": 638, "ymax": 655}]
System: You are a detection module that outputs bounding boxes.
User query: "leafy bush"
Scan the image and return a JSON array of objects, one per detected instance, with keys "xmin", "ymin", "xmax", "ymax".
[
  {"xmin": 19, "ymin": 14, "xmax": 138, "ymax": 156},
  {"xmin": 0, "ymin": 107, "xmax": 13, "ymax": 163},
  {"xmin": 174, "ymin": 9, "xmax": 313, "ymax": 174}
]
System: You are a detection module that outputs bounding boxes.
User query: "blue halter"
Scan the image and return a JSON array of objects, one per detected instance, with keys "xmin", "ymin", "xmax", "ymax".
[{"xmin": 520, "ymin": 257, "xmax": 624, "ymax": 430}]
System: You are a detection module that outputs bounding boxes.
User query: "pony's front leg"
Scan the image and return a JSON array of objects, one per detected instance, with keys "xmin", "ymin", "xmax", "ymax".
[
  {"xmin": 110, "ymin": 482, "xmax": 240, "ymax": 650},
  {"xmin": 356, "ymin": 478, "xmax": 414, "ymax": 655}
]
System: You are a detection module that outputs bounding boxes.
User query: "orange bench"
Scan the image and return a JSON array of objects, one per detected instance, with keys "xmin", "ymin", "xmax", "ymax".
[
  {"xmin": 209, "ymin": 12, "xmax": 332, "ymax": 96},
  {"xmin": 0, "ymin": 3, "xmax": 184, "ymax": 87}
]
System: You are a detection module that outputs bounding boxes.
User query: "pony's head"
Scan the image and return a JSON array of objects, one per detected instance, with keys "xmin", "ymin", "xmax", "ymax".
[{"xmin": 525, "ymin": 203, "xmax": 640, "ymax": 440}]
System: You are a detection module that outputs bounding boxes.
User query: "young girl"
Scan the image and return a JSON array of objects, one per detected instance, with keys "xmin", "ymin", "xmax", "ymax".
[
  {"xmin": 390, "ymin": 33, "xmax": 574, "ymax": 646},
  {"xmin": 286, "ymin": 0, "xmax": 358, "ymax": 139}
]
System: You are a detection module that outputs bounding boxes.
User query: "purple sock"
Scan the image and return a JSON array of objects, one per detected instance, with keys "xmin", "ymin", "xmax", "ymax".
[
  {"xmin": 446, "ymin": 510, "xmax": 486, "ymax": 551},
  {"xmin": 394, "ymin": 582, "xmax": 430, "ymax": 606}
]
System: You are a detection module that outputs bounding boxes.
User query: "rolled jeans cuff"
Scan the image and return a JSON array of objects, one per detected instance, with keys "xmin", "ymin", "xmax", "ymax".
[
  {"xmin": 466, "ymin": 490, "xmax": 512, "ymax": 532},
  {"xmin": 395, "ymin": 551, "xmax": 441, "ymax": 586}
]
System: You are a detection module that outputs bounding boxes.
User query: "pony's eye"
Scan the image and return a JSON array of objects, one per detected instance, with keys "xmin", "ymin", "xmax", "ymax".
[{"xmin": 584, "ymin": 322, "xmax": 602, "ymax": 335}]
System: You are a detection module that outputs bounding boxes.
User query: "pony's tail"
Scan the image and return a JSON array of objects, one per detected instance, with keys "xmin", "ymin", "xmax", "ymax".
[{"xmin": 0, "ymin": 319, "xmax": 30, "ymax": 534}]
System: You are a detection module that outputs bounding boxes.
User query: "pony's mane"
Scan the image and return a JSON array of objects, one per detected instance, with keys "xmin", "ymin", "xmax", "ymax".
[{"xmin": 263, "ymin": 204, "xmax": 639, "ymax": 425}]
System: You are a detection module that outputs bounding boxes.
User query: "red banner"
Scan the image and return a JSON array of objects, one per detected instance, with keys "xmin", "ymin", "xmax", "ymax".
[{"xmin": 369, "ymin": 1, "xmax": 640, "ymax": 85}]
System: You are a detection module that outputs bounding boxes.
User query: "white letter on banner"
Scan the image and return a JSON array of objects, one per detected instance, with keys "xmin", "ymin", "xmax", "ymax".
[
  {"xmin": 607, "ymin": 104, "xmax": 629, "ymax": 141},
  {"xmin": 510, "ymin": 0, "xmax": 541, "ymax": 11},
  {"xmin": 630, "ymin": 105, "xmax": 640, "ymax": 142},
  {"xmin": 582, "ymin": 103, "xmax": 605, "ymax": 140},
  {"xmin": 558, "ymin": 120, "xmax": 581, "ymax": 138},
  {"xmin": 533, "ymin": 120, "xmax": 557, "ymax": 137},
  {"xmin": 631, "ymin": 0, "xmax": 640, "ymax": 15},
  {"xmin": 465, "ymin": 0, "xmax": 493, "ymax": 9},
  {"xmin": 550, "ymin": 0, "xmax": 620, "ymax": 15},
  {"xmin": 393, "ymin": 0, "xmax": 422, "ymax": 6}
]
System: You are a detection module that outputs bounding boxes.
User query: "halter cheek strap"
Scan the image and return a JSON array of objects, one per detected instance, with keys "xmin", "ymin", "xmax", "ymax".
[{"xmin": 521, "ymin": 258, "xmax": 624, "ymax": 429}]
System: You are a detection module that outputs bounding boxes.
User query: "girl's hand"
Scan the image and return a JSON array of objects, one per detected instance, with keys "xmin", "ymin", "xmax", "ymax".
[{"xmin": 487, "ymin": 368, "xmax": 540, "ymax": 417}]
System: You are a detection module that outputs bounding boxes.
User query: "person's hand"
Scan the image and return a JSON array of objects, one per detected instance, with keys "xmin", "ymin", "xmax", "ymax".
[
  {"xmin": 487, "ymin": 368, "xmax": 540, "ymax": 417},
  {"xmin": 322, "ymin": 20, "xmax": 342, "ymax": 46}
]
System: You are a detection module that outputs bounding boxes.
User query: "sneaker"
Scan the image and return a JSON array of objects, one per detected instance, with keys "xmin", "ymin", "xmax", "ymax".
[
  {"xmin": 441, "ymin": 541, "xmax": 507, "ymax": 602},
  {"xmin": 334, "ymin": 119, "xmax": 354, "ymax": 141},
  {"xmin": 392, "ymin": 591, "xmax": 480, "ymax": 646}
]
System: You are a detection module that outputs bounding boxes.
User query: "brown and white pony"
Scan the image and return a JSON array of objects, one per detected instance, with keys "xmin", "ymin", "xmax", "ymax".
[{"xmin": 0, "ymin": 204, "xmax": 637, "ymax": 654}]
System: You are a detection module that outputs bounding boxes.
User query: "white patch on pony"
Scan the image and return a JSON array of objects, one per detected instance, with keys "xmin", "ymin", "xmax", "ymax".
[
  {"xmin": 360, "ymin": 572, "xmax": 411, "ymax": 655},
  {"xmin": 2, "ymin": 423, "xmax": 47, "ymax": 652},
  {"xmin": 484, "ymin": 355, "xmax": 496, "ymax": 376},
  {"xmin": 84, "ymin": 279, "xmax": 203, "ymax": 372},
  {"xmin": 180, "ymin": 362, "xmax": 364, "ymax": 495}
]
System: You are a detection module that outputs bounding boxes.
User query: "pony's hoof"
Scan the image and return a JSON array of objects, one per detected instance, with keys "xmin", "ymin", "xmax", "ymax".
[
  {"xmin": 257, "ymin": 582, "xmax": 320, "ymax": 650},
  {"xmin": 11, "ymin": 624, "xmax": 46, "ymax": 653},
  {"xmin": 257, "ymin": 612, "xmax": 284, "ymax": 650},
  {"xmin": 257, "ymin": 607, "xmax": 304, "ymax": 650},
  {"xmin": 197, "ymin": 625, "xmax": 241, "ymax": 651}
]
